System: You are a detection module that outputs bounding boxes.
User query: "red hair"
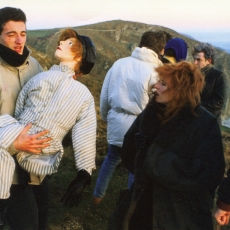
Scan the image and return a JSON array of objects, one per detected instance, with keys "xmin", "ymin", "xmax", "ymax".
[{"xmin": 154, "ymin": 61, "xmax": 204, "ymax": 123}]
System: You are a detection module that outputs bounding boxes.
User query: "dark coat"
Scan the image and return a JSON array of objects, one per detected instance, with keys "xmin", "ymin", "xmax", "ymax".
[
  {"xmin": 200, "ymin": 65, "xmax": 226, "ymax": 121},
  {"xmin": 118, "ymin": 102, "xmax": 225, "ymax": 230}
]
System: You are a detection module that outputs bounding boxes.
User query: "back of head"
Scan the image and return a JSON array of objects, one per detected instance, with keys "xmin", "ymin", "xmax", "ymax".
[
  {"xmin": 139, "ymin": 30, "xmax": 172, "ymax": 54},
  {"xmin": 163, "ymin": 38, "xmax": 187, "ymax": 63},
  {"xmin": 155, "ymin": 61, "xmax": 204, "ymax": 120},
  {"xmin": 192, "ymin": 43, "xmax": 215, "ymax": 64},
  {"xmin": 0, "ymin": 7, "xmax": 26, "ymax": 34}
]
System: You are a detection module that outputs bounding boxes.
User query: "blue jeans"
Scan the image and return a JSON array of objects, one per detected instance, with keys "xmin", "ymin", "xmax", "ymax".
[
  {"xmin": 94, "ymin": 144, "xmax": 121, "ymax": 198},
  {"xmin": 94, "ymin": 144, "xmax": 134, "ymax": 198}
]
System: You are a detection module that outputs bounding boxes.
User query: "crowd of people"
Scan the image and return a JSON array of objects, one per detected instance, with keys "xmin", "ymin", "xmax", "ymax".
[{"xmin": 0, "ymin": 6, "xmax": 228, "ymax": 230}]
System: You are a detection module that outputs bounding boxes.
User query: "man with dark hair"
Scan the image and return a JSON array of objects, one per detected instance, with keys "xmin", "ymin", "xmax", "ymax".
[
  {"xmin": 93, "ymin": 30, "xmax": 172, "ymax": 204},
  {"xmin": 0, "ymin": 6, "xmax": 51, "ymax": 230},
  {"xmin": 192, "ymin": 43, "xmax": 226, "ymax": 124}
]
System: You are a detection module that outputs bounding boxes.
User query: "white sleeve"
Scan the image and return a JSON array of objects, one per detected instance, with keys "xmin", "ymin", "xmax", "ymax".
[
  {"xmin": 100, "ymin": 68, "xmax": 112, "ymax": 122},
  {"xmin": 15, "ymin": 79, "xmax": 33, "ymax": 119},
  {"xmin": 72, "ymin": 95, "xmax": 97, "ymax": 175}
]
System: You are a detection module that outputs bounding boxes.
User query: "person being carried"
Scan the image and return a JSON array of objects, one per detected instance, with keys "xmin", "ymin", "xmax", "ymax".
[{"xmin": 0, "ymin": 28, "xmax": 97, "ymax": 208}]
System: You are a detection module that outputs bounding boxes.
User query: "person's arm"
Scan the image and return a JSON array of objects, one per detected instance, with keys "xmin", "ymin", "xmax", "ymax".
[
  {"xmin": 142, "ymin": 119, "xmax": 225, "ymax": 192},
  {"xmin": 213, "ymin": 167, "xmax": 230, "ymax": 226},
  {"xmin": 61, "ymin": 95, "xmax": 96, "ymax": 206},
  {"xmin": 12, "ymin": 76, "xmax": 52, "ymax": 153},
  {"xmin": 121, "ymin": 114, "xmax": 141, "ymax": 174},
  {"xmin": 14, "ymin": 78, "xmax": 33, "ymax": 118},
  {"xmin": 100, "ymin": 68, "xmax": 112, "ymax": 122}
]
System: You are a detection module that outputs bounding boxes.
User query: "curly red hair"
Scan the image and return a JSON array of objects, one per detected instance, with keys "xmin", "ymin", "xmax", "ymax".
[{"xmin": 154, "ymin": 61, "xmax": 204, "ymax": 123}]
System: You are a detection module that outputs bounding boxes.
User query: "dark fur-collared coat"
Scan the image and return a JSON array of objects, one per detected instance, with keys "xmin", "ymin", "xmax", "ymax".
[{"xmin": 109, "ymin": 102, "xmax": 225, "ymax": 230}]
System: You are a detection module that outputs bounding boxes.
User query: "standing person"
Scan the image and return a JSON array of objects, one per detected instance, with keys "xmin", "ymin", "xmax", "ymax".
[
  {"xmin": 0, "ymin": 7, "xmax": 52, "ymax": 230},
  {"xmin": 192, "ymin": 43, "xmax": 226, "ymax": 124},
  {"xmin": 110, "ymin": 61, "xmax": 225, "ymax": 230},
  {"xmin": 93, "ymin": 30, "xmax": 172, "ymax": 204},
  {"xmin": 161, "ymin": 37, "xmax": 187, "ymax": 64},
  {"xmin": 0, "ymin": 28, "xmax": 97, "ymax": 209}
]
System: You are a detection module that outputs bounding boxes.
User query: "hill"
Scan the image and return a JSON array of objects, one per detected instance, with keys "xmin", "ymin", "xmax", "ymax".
[
  {"xmin": 27, "ymin": 20, "xmax": 230, "ymax": 119},
  {"xmin": 25, "ymin": 20, "xmax": 230, "ymax": 230}
]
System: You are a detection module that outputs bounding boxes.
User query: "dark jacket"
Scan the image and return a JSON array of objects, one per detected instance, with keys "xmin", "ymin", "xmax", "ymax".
[
  {"xmin": 217, "ymin": 169, "xmax": 230, "ymax": 211},
  {"xmin": 118, "ymin": 102, "xmax": 225, "ymax": 230},
  {"xmin": 200, "ymin": 65, "xmax": 226, "ymax": 121}
]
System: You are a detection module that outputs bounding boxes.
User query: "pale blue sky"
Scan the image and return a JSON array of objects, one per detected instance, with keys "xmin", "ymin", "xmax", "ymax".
[
  {"xmin": 1, "ymin": 0, "xmax": 230, "ymax": 50},
  {"xmin": 1, "ymin": 0, "xmax": 229, "ymax": 32}
]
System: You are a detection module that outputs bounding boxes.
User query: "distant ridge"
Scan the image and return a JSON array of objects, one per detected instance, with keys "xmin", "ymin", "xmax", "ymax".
[{"xmin": 26, "ymin": 20, "xmax": 230, "ymax": 119}]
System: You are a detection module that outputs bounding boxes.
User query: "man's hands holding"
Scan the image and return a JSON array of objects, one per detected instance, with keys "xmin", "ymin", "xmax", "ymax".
[
  {"xmin": 13, "ymin": 123, "xmax": 52, "ymax": 153},
  {"xmin": 61, "ymin": 170, "xmax": 91, "ymax": 207}
]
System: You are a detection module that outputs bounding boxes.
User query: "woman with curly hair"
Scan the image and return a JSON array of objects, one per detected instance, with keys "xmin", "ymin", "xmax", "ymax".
[{"xmin": 109, "ymin": 61, "xmax": 225, "ymax": 230}]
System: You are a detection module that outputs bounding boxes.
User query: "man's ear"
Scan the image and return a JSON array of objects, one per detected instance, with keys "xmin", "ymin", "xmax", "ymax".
[{"xmin": 207, "ymin": 58, "xmax": 212, "ymax": 64}]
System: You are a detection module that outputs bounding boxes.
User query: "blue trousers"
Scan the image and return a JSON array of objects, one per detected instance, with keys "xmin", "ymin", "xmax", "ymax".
[{"xmin": 94, "ymin": 144, "xmax": 134, "ymax": 198}]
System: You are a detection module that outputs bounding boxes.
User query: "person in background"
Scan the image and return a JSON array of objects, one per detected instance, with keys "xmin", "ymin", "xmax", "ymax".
[
  {"xmin": 93, "ymin": 30, "xmax": 172, "ymax": 205},
  {"xmin": 0, "ymin": 28, "xmax": 97, "ymax": 212},
  {"xmin": 0, "ymin": 7, "xmax": 50, "ymax": 230},
  {"xmin": 192, "ymin": 42, "xmax": 226, "ymax": 125},
  {"xmin": 161, "ymin": 37, "xmax": 187, "ymax": 64},
  {"xmin": 110, "ymin": 61, "xmax": 225, "ymax": 230}
]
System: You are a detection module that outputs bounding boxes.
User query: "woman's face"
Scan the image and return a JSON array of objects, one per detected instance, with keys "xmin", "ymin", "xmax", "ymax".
[
  {"xmin": 55, "ymin": 38, "xmax": 76, "ymax": 62},
  {"xmin": 154, "ymin": 77, "xmax": 171, "ymax": 105}
]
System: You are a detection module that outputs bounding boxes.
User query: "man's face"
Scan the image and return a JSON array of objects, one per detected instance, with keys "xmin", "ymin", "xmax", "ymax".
[
  {"xmin": 0, "ymin": 20, "xmax": 26, "ymax": 55},
  {"xmin": 193, "ymin": 52, "xmax": 211, "ymax": 69}
]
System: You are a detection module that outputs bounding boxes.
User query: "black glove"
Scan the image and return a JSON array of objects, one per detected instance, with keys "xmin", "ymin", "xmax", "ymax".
[{"xmin": 61, "ymin": 169, "xmax": 91, "ymax": 207}]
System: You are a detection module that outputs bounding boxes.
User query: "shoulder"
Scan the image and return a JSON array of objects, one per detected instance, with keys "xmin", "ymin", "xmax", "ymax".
[
  {"xmin": 209, "ymin": 66, "xmax": 223, "ymax": 77},
  {"xmin": 73, "ymin": 80, "xmax": 94, "ymax": 99},
  {"xmin": 113, "ymin": 56, "xmax": 132, "ymax": 66},
  {"xmin": 28, "ymin": 56, "xmax": 42, "ymax": 67},
  {"xmin": 194, "ymin": 105, "xmax": 218, "ymax": 126}
]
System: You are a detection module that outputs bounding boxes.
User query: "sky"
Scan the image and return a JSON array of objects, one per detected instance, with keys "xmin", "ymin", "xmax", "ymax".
[{"xmin": 1, "ymin": 0, "xmax": 230, "ymax": 50}]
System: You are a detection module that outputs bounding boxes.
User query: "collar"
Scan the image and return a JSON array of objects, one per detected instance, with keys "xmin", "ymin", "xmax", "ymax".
[
  {"xmin": 162, "ymin": 55, "xmax": 176, "ymax": 63},
  {"xmin": 50, "ymin": 64, "xmax": 75, "ymax": 76},
  {"xmin": 201, "ymin": 64, "xmax": 212, "ymax": 75},
  {"xmin": 0, "ymin": 44, "xmax": 30, "ymax": 67}
]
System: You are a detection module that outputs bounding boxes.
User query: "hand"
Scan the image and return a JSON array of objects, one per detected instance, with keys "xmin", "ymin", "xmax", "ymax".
[
  {"xmin": 13, "ymin": 123, "xmax": 52, "ymax": 153},
  {"xmin": 61, "ymin": 170, "xmax": 91, "ymax": 207},
  {"xmin": 213, "ymin": 208, "xmax": 230, "ymax": 225}
]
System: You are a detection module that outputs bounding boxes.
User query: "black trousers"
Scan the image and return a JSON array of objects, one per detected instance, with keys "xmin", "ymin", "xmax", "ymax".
[{"xmin": 6, "ymin": 177, "xmax": 49, "ymax": 230}]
